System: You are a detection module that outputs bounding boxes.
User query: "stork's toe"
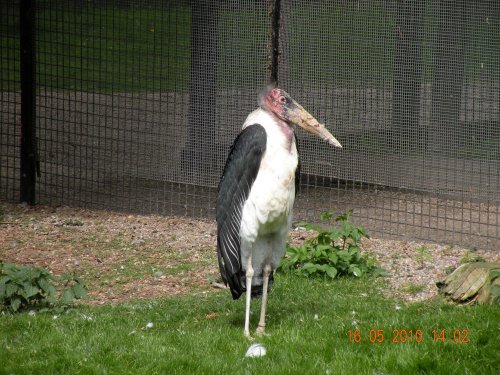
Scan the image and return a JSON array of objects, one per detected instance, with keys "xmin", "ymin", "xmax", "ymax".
[
  {"xmin": 255, "ymin": 325, "xmax": 269, "ymax": 337},
  {"xmin": 244, "ymin": 330, "xmax": 254, "ymax": 340}
]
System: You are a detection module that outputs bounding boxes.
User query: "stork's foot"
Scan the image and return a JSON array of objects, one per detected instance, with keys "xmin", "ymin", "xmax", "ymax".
[
  {"xmin": 255, "ymin": 324, "xmax": 268, "ymax": 337},
  {"xmin": 244, "ymin": 330, "xmax": 254, "ymax": 341}
]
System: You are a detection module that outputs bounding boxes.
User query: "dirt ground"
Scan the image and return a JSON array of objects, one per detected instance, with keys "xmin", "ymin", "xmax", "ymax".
[{"xmin": 0, "ymin": 200, "xmax": 498, "ymax": 305}]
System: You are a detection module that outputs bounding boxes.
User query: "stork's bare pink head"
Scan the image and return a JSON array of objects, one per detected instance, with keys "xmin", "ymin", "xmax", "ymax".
[{"xmin": 259, "ymin": 85, "xmax": 342, "ymax": 148}]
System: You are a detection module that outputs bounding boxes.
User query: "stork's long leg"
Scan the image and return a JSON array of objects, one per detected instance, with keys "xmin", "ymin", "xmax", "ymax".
[
  {"xmin": 256, "ymin": 262, "xmax": 272, "ymax": 336},
  {"xmin": 244, "ymin": 254, "xmax": 254, "ymax": 339}
]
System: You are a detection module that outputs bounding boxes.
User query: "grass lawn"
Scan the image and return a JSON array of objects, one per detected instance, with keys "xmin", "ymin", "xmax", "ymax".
[{"xmin": 1, "ymin": 274, "xmax": 498, "ymax": 374}]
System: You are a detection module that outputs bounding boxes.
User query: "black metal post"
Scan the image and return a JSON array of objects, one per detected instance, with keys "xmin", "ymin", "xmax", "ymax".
[
  {"xmin": 270, "ymin": 0, "xmax": 281, "ymax": 84},
  {"xmin": 20, "ymin": 0, "xmax": 37, "ymax": 204}
]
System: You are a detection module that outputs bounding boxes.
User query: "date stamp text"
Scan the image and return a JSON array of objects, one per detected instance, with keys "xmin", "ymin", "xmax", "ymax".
[{"xmin": 347, "ymin": 328, "xmax": 469, "ymax": 344}]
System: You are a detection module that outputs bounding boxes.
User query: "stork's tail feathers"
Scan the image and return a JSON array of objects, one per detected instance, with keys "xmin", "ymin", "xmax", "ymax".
[
  {"xmin": 226, "ymin": 271, "xmax": 274, "ymax": 300},
  {"xmin": 249, "ymin": 273, "xmax": 274, "ymax": 299}
]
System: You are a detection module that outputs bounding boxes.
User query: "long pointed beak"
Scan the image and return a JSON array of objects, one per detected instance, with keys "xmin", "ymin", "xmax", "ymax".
[{"xmin": 286, "ymin": 101, "xmax": 342, "ymax": 148}]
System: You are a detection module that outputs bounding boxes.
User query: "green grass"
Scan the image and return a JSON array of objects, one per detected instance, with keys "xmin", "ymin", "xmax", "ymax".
[
  {"xmin": 1, "ymin": 275, "xmax": 498, "ymax": 374},
  {"xmin": 402, "ymin": 283, "xmax": 426, "ymax": 295}
]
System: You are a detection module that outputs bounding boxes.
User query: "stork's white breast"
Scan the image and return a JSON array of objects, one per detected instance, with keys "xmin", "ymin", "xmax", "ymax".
[{"xmin": 239, "ymin": 109, "xmax": 298, "ymax": 243}]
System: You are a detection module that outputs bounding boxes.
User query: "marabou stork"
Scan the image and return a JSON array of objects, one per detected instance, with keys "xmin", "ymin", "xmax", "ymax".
[{"xmin": 216, "ymin": 86, "xmax": 342, "ymax": 338}]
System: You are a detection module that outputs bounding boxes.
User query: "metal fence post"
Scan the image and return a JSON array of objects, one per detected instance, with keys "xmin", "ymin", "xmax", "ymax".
[
  {"xmin": 20, "ymin": 0, "xmax": 38, "ymax": 205},
  {"xmin": 269, "ymin": 0, "xmax": 281, "ymax": 84}
]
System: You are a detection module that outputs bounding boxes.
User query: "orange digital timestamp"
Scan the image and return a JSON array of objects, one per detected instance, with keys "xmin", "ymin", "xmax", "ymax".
[{"xmin": 347, "ymin": 329, "xmax": 469, "ymax": 343}]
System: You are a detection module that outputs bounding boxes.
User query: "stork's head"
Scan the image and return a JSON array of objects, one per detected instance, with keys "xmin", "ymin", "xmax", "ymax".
[{"xmin": 259, "ymin": 85, "xmax": 342, "ymax": 148}]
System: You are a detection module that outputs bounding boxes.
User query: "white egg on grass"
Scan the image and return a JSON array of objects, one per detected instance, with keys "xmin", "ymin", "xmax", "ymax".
[{"xmin": 245, "ymin": 343, "xmax": 266, "ymax": 358}]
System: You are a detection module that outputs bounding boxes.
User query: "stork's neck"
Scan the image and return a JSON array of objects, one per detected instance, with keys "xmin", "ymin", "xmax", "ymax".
[
  {"xmin": 275, "ymin": 118, "xmax": 295, "ymax": 151},
  {"xmin": 243, "ymin": 108, "xmax": 296, "ymax": 152}
]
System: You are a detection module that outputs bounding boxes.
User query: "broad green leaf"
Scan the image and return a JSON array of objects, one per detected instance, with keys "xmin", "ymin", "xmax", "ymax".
[
  {"xmin": 489, "ymin": 270, "xmax": 500, "ymax": 282},
  {"xmin": 351, "ymin": 228, "xmax": 361, "ymax": 241},
  {"xmin": 59, "ymin": 272, "xmax": 75, "ymax": 282},
  {"xmin": 302, "ymin": 263, "xmax": 318, "ymax": 274},
  {"xmin": 72, "ymin": 275, "xmax": 84, "ymax": 284},
  {"xmin": 491, "ymin": 285, "xmax": 500, "ymax": 297},
  {"xmin": 326, "ymin": 267, "xmax": 338, "ymax": 279},
  {"xmin": 372, "ymin": 267, "xmax": 389, "ymax": 277},
  {"xmin": 298, "ymin": 245, "xmax": 308, "ymax": 256},
  {"xmin": 38, "ymin": 278, "xmax": 56, "ymax": 297},
  {"xmin": 317, "ymin": 233, "xmax": 329, "ymax": 245},
  {"xmin": 312, "ymin": 247, "xmax": 323, "ymax": 258},
  {"xmin": 29, "ymin": 268, "xmax": 42, "ymax": 280},
  {"xmin": 317, "ymin": 244, "xmax": 333, "ymax": 252},
  {"xmin": 326, "ymin": 229, "xmax": 340, "ymax": 240},
  {"xmin": 338, "ymin": 250, "xmax": 351, "ymax": 262},
  {"xmin": 328, "ymin": 253, "xmax": 338, "ymax": 264},
  {"xmin": 60, "ymin": 290, "xmax": 74, "ymax": 305},
  {"xmin": 71, "ymin": 283, "xmax": 87, "ymax": 299},
  {"xmin": 21, "ymin": 284, "xmax": 40, "ymax": 299},
  {"xmin": 10, "ymin": 297, "xmax": 22, "ymax": 312},
  {"xmin": 287, "ymin": 247, "xmax": 299, "ymax": 255},
  {"xmin": 315, "ymin": 264, "xmax": 328, "ymax": 272},
  {"xmin": 296, "ymin": 221, "xmax": 323, "ymax": 232},
  {"xmin": 320, "ymin": 210, "xmax": 335, "ymax": 222},
  {"xmin": 350, "ymin": 266, "xmax": 361, "ymax": 277},
  {"xmin": 348, "ymin": 245, "xmax": 359, "ymax": 253},
  {"xmin": 5, "ymin": 283, "xmax": 18, "ymax": 297}
]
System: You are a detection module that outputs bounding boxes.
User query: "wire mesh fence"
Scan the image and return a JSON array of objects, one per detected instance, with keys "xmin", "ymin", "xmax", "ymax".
[
  {"xmin": 0, "ymin": 2, "xmax": 22, "ymax": 203},
  {"xmin": 1, "ymin": 0, "xmax": 499, "ymax": 249}
]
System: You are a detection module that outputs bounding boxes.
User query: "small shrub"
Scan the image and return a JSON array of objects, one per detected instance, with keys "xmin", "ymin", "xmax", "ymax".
[
  {"xmin": 0, "ymin": 262, "xmax": 87, "ymax": 312},
  {"xmin": 460, "ymin": 250, "xmax": 485, "ymax": 264},
  {"xmin": 444, "ymin": 265, "xmax": 456, "ymax": 275},
  {"xmin": 415, "ymin": 245, "xmax": 432, "ymax": 269},
  {"xmin": 402, "ymin": 283, "xmax": 426, "ymax": 295},
  {"xmin": 278, "ymin": 210, "xmax": 387, "ymax": 279},
  {"xmin": 59, "ymin": 219, "xmax": 84, "ymax": 227}
]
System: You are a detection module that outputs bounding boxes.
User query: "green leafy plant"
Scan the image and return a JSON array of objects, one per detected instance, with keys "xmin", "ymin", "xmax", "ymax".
[
  {"xmin": 278, "ymin": 210, "xmax": 386, "ymax": 279},
  {"xmin": 488, "ymin": 269, "xmax": 500, "ymax": 305},
  {"xmin": 0, "ymin": 262, "xmax": 87, "ymax": 312},
  {"xmin": 59, "ymin": 219, "xmax": 84, "ymax": 227},
  {"xmin": 415, "ymin": 245, "xmax": 432, "ymax": 269},
  {"xmin": 459, "ymin": 250, "xmax": 485, "ymax": 264},
  {"xmin": 402, "ymin": 283, "xmax": 426, "ymax": 295}
]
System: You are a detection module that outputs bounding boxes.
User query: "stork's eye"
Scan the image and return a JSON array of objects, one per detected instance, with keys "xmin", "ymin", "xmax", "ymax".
[{"xmin": 279, "ymin": 96, "xmax": 287, "ymax": 104}]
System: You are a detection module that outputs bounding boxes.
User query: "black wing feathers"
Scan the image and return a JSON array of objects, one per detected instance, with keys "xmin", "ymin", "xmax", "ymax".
[
  {"xmin": 294, "ymin": 132, "xmax": 301, "ymax": 194},
  {"xmin": 216, "ymin": 124, "xmax": 267, "ymax": 299}
]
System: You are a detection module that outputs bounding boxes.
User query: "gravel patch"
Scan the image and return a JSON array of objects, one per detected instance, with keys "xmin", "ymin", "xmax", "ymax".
[{"xmin": 1, "ymin": 200, "xmax": 498, "ymax": 304}]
